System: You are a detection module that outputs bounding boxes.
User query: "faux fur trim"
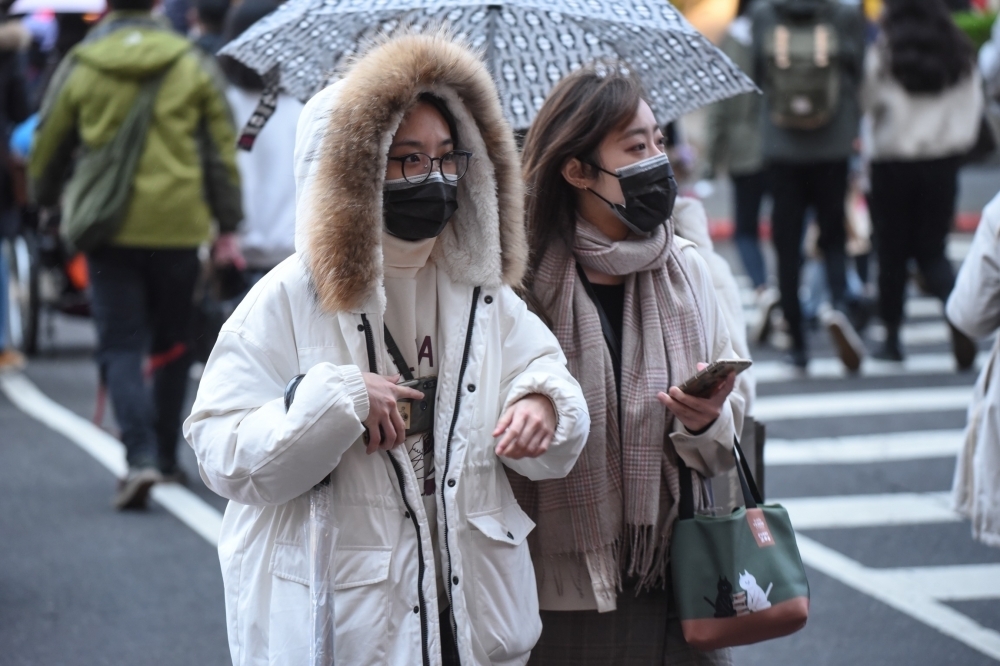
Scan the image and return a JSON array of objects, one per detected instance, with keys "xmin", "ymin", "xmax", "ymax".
[{"xmin": 302, "ymin": 33, "xmax": 527, "ymax": 314}]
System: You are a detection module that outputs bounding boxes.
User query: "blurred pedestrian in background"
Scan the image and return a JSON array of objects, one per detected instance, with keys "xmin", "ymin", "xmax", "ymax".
[
  {"xmin": 704, "ymin": 0, "xmax": 780, "ymax": 343},
  {"xmin": 219, "ymin": 0, "xmax": 299, "ymax": 283},
  {"xmin": 751, "ymin": 0, "xmax": 867, "ymax": 371},
  {"xmin": 948, "ymin": 190, "xmax": 1000, "ymax": 549},
  {"xmin": 982, "ymin": 12, "xmax": 1000, "ymax": 141},
  {"xmin": 862, "ymin": 0, "xmax": 981, "ymax": 366},
  {"xmin": 518, "ymin": 63, "xmax": 743, "ymax": 665},
  {"xmin": 0, "ymin": 13, "xmax": 30, "ymax": 372},
  {"xmin": 29, "ymin": 0, "xmax": 242, "ymax": 510},
  {"xmin": 190, "ymin": 0, "xmax": 228, "ymax": 55}
]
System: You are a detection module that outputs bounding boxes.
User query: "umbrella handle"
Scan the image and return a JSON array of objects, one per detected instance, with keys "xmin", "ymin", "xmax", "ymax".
[{"xmin": 309, "ymin": 483, "xmax": 337, "ymax": 666}]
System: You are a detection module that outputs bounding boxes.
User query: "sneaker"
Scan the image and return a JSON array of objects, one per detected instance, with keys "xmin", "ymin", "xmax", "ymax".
[
  {"xmin": 784, "ymin": 348, "xmax": 808, "ymax": 370},
  {"xmin": 752, "ymin": 287, "xmax": 781, "ymax": 345},
  {"xmin": 873, "ymin": 327, "xmax": 904, "ymax": 362},
  {"xmin": 114, "ymin": 466, "xmax": 162, "ymax": 510},
  {"xmin": 873, "ymin": 341, "xmax": 904, "ymax": 362},
  {"xmin": 823, "ymin": 309, "xmax": 865, "ymax": 373},
  {"xmin": 160, "ymin": 467, "xmax": 188, "ymax": 486},
  {"xmin": 949, "ymin": 322, "xmax": 977, "ymax": 372},
  {"xmin": 0, "ymin": 349, "xmax": 26, "ymax": 373}
]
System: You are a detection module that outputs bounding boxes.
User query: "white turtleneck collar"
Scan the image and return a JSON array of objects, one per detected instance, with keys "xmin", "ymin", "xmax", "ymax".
[{"xmin": 382, "ymin": 231, "xmax": 436, "ymax": 278}]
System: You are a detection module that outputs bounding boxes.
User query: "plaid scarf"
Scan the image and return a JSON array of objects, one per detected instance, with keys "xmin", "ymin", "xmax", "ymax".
[{"xmin": 514, "ymin": 216, "xmax": 707, "ymax": 591}]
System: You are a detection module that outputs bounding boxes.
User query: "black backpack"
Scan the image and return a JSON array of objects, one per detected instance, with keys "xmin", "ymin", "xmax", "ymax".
[{"xmin": 763, "ymin": 1, "xmax": 841, "ymax": 130}]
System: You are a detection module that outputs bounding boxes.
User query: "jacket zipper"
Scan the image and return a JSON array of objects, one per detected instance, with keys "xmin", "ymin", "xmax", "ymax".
[
  {"xmin": 440, "ymin": 286, "xmax": 481, "ymax": 651},
  {"xmin": 360, "ymin": 314, "xmax": 431, "ymax": 666}
]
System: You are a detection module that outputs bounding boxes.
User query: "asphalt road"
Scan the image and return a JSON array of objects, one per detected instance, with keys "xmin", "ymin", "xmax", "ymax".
[{"xmin": 3, "ymin": 225, "xmax": 1000, "ymax": 663}]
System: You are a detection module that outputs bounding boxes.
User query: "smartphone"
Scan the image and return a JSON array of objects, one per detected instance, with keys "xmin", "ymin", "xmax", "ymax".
[{"xmin": 678, "ymin": 359, "xmax": 752, "ymax": 398}]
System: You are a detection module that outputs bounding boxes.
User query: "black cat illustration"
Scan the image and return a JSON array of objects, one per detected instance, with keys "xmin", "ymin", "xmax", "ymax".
[{"xmin": 703, "ymin": 576, "xmax": 737, "ymax": 618}]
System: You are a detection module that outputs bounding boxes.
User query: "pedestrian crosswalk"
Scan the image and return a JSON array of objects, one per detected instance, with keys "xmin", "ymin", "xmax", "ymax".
[{"xmin": 739, "ymin": 231, "xmax": 1000, "ymax": 663}]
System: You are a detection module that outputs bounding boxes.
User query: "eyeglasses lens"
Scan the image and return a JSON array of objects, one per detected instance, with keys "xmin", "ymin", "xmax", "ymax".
[{"xmin": 402, "ymin": 152, "xmax": 469, "ymax": 183}]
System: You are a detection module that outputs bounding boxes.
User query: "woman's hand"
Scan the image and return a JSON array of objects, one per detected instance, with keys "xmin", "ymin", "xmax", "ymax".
[
  {"xmin": 493, "ymin": 394, "xmax": 557, "ymax": 459},
  {"xmin": 362, "ymin": 373, "xmax": 424, "ymax": 454},
  {"xmin": 657, "ymin": 363, "xmax": 736, "ymax": 434},
  {"xmin": 212, "ymin": 232, "xmax": 247, "ymax": 270}
]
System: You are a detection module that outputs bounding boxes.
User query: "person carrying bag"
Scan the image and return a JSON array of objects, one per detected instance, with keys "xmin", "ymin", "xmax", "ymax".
[{"xmin": 60, "ymin": 67, "xmax": 170, "ymax": 252}]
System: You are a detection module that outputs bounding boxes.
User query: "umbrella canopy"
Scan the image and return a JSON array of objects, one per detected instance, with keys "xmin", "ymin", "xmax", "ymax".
[
  {"xmin": 220, "ymin": 0, "xmax": 756, "ymax": 131},
  {"xmin": 9, "ymin": 0, "xmax": 105, "ymax": 15}
]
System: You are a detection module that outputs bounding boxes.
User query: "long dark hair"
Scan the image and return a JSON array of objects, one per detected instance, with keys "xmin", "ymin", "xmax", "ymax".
[
  {"xmin": 521, "ymin": 62, "xmax": 644, "ymax": 280},
  {"xmin": 882, "ymin": 0, "xmax": 974, "ymax": 94}
]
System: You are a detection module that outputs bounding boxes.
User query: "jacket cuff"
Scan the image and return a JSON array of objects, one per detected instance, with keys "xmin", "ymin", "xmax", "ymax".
[
  {"xmin": 669, "ymin": 401, "xmax": 735, "ymax": 477},
  {"xmin": 340, "ymin": 364, "xmax": 369, "ymax": 422}
]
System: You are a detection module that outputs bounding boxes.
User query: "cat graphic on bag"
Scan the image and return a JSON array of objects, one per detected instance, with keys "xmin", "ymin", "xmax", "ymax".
[
  {"xmin": 739, "ymin": 570, "xmax": 773, "ymax": 612},
  {"xmin": 703, "ymin": 576, "xmax": 738, "ymax": 618}
]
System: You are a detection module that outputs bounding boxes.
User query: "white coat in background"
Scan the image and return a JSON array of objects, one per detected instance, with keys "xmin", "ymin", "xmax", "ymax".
[{"xmin": 948, "ymin": 191, "xmax": 1000, "ymax": 549}]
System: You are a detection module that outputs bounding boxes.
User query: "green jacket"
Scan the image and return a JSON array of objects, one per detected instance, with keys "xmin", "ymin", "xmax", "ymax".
[
  {"xmin": 30, "ymin": 13, "xmax": 242, "ymax": 248},
  {"xmin": 704, "ymin": 17, "xmax": 764, "ymax": 178}
]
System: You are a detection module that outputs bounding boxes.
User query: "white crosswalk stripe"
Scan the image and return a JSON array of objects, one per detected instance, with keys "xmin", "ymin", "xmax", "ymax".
[
  {"xmin": 754, "ymin": 352, "xmax": 986, "ymax": 383},
  {"xmin": 775, "ymin": 492, "xmax": 959, "ymax": 529},
  {"xmin": 754, "ymin": 386, "xmax": 972, "ymax": 421},
  {"xmin": 765, "ymin": 430, "xmax": 963, "ymax": 465}
]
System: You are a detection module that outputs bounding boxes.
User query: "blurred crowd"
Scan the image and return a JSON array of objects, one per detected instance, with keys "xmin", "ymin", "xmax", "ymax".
[{"xmin": 703, "ymin": 0, "xmax": 999, "ymax": 372}]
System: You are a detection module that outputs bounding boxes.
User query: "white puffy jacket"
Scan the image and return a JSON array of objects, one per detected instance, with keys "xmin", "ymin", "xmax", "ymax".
[{"xmin": 185, "ymin": 35, "xmax": 590, "ymax": 666}]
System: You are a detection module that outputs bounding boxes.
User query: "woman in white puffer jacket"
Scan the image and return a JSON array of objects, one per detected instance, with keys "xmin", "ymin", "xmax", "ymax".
[{"xmin": 184, "ymin": 34, "xmax": 590, "ymax": 666}]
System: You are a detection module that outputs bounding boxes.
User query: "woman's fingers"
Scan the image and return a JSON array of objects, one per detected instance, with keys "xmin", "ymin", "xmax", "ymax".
[
  {"xmin": 495, "ymin": 411, "xmax": 526, "ymax": 456},
  {"xmin": 387, "ymin": 404, "xmax": 406, "ymax": 447},
  {"xmin": 492, "ymin": 408, "xmax": 514, "ymax": 438},
  {"xmin": 392, "ymin": 384, "xmax": 425, "ymax": 401}
]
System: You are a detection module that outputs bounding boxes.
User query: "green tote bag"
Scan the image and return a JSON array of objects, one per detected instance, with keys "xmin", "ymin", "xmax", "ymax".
[{"xmin": 670, "ymin": 438, "xmax": 810, "ymax": 650}]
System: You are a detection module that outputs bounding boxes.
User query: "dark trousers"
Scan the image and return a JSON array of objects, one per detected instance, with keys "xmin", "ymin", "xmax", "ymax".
[
  {"xmin": 529, "ymin": 584, "xmax": 731, "ymax": 665},
  {"xmin": 768, "ymin": 160, "xmax": 851, "ymax": 351},
  {"xmin": 869, "ymin": 156, "xmax": 960, "ymax": 333},
  {"xmin": 87, "ymin": 247, "xmax": 199, "ymax": 471},
  {"xmin": 731, "ymin": 170, "xmax": 769, "ymax": 289}
]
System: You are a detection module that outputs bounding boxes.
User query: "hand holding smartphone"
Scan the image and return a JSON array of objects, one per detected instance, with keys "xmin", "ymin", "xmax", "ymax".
[{"xmin": 677, "ymin": 359, "xmax": 752, "ymax": 398}]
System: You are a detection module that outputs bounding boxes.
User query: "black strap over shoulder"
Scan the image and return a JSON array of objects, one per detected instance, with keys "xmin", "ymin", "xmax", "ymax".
[{"xmin": 383, "ymin": 325, "xmax": 414, "ymax": 382}]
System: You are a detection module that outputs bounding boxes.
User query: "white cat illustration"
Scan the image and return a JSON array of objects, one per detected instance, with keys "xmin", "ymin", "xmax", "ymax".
[{"xmin": 739, "ymin": 570, "xmax": 773, "ymax": 612}]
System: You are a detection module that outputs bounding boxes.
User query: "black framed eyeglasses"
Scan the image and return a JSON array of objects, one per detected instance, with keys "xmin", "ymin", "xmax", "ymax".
[{"xmin": 387, "ymin": 150, "xmax": 472, "ymax": 184}]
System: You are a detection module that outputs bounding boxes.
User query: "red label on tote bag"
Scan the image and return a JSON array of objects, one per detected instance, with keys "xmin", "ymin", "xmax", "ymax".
[{"xmin": 746, "ymin": 508, "xmax": 776, "ymax": 548}]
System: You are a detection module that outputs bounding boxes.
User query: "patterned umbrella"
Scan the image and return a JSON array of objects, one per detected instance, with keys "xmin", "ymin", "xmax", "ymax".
[{"xmin": 220, "ymin": 0, "xmax": 756, "ymax": 132}]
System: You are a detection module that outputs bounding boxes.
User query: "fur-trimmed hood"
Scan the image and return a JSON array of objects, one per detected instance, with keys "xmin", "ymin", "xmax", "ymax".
[{"xmin": 293, "ymin": 33, "xmax": 527, "ymax": 315}]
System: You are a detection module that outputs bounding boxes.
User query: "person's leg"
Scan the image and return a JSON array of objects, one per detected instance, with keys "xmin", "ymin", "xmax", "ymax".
[
  {"xmin": 768, "ymin": 162, "xmax": 810, "ymax": 362},
  {"xmin": 910, "ymin": 156, "xmax": 976, "ymax": 369},
  {"xmin": 811, "ymin": 160, "xmax": 850, "ymax": 311},
  {"xmin": 869, "ymin": 162, "xmax": 911, "ymax": 347},
  {"xmin": 87, "ymin": 247, "xmax": 157, "ymax": 468},
  {"xmin": 147, "ymin": 249, "xmax": 200, "ymax": 477},
  {"xmin": 912, "ymin": 157, "xmax": 959, "ymax": 303},
  {"xmin": 731, "ymin": 171, "xmax": 768, "ymax": 289},
  {"xmin": 88, "ymin": 247, "xmax": 162, "ymax": 508}
]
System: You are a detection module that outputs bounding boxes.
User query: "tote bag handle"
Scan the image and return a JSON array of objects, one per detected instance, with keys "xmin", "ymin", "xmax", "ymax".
[{"xmin": 678, "ymin": 436, "xmax": 763, "ymax": 520}]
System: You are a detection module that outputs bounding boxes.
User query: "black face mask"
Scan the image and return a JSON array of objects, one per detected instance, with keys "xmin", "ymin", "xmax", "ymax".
[
  {"xmin": 383, "ymin": 173, "xmax": 459, "ymax": 241},
  {"xmin": 586, "ymin": 153, "xmax": 678, "ymax": 235}
]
